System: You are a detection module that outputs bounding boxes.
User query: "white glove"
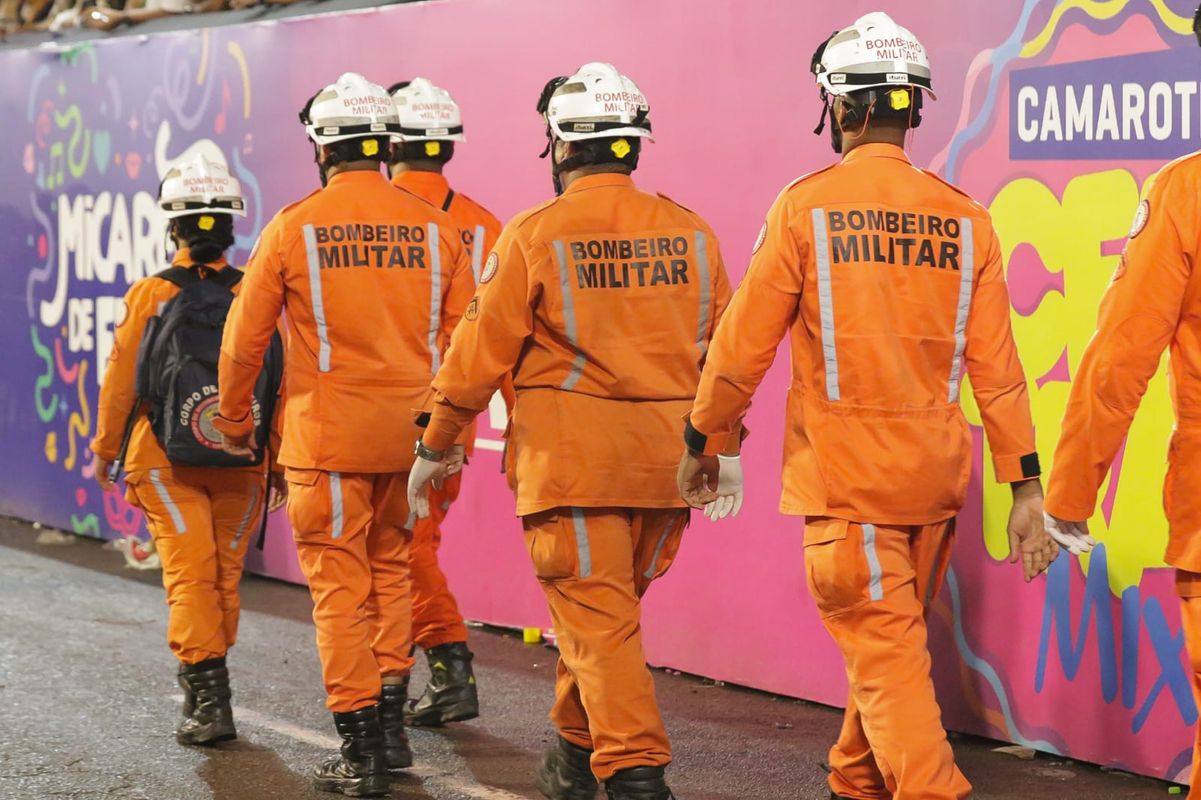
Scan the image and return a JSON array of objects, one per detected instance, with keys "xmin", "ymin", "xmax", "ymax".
[
  {"xmin": 704, "ymin": 455, "xmax": 744, "ymax": 521},
  {"xmin": 407, "ymin": 455, "xmax": 446, "ymax": 520},
  {"xmin": 1044, "ymin": 512, "xmax": 1097, "ymax": 556}
]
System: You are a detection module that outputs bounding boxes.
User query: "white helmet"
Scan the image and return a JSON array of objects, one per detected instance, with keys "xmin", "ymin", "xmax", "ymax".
[
  {"xmin": 158, "ymin": 154, "xmax": 246, "ymax": 219},
  {"xmin": 391, "ymin": 78, "xmax": 466, "ymax": 142},
  {"xmin": 537, "ymin": 62, "xmax": 653, "ymax": 143},
  {"xmin": 300, "ymin": 72, "xmax": 401, "ymax": 146},
  {"xmin": 812, "ymin": 12, "xmax": 935, "ymax": 99}
]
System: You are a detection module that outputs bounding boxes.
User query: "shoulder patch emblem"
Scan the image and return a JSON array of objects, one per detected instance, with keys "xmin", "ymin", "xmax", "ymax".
[
  {"xmin": 465, "ymin": 296, "xmax": 480, "ymax": 321},
  {"xmin": 1129, "ymin": 199, "xmax": 1149, "ymax": 239},
  {"xmin": 752, "ymin": 222, "xmax": 768, "ymax": 255},
  {"xmin": 480, "ymin": 251, "xmax": 499, "ymax": 284},
  {"xmin": 114, "ymin": 300, "xmax": 130, "ymax": 329}
]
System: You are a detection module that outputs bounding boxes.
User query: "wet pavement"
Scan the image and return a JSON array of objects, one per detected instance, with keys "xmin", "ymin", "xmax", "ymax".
[{"xmin": 0, "ymin": 517, "xmax": 1175, "ymax": 799}]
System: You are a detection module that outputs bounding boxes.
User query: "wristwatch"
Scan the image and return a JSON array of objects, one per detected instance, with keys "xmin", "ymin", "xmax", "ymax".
[{"xmin": 414, "ymin": 440, "xmax": 446, "ymax": 462}]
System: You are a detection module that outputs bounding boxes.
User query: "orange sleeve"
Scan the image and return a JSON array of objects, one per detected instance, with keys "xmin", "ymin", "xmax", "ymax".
[
  {"xmin": 964, "ymin": 224, "xmax": 1039, "ymax": 483},
  {"xmin": 1046, "ymin": 168, "xmax": 1193, "ymax": 520},
  {"xmin": 215, "ymin": 219, "xmax": 287, "ymax": 440},
  {"xmin": 424, "ymin": 226, "xmax": 536, "ymax": 451},
  {"xmin": 688, "ymin": 193, "xmax": 802, "ymax": 455},
  {"xmin": 91, "ymin": 280, "xmax": 162, "ymax": 460}
]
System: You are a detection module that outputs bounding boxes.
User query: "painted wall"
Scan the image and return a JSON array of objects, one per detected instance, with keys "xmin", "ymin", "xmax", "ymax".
[{"xmin": 0, "ymin": 0, "xmax": 1197, "ymax": 782}]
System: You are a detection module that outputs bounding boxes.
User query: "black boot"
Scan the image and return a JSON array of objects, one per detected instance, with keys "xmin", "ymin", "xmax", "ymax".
[
  {"xmin": 312, "ymin": 706, "xmax": 390, "ymax": 797},
  {"xmin": 405, "ymin": 641, "xmax": 479, "ymax": 727},
  {"xmin": 176, "ymin": 657, "xmax": 236, "ymax": 746},
  {"xmin": 379, "ymin": 680, "xmax": 413, "ymax": 771},
  {"xmin": 605, "ymin": 766, "xmax": 675, "ymax": 800},
  {"xmin": 536, "ymin": 736, "xmax": 598, "ymax": 800},
  {"xmin": 177, "ymin": 663, "xmax": 195, "ymax": 718}
]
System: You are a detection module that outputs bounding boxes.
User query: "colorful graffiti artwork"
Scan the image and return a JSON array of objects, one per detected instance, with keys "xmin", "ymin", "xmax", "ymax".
[
  {"xmin": 15, "ymin": 33, "xmax": 265, "ymax": 548},
  {"xmin": 924, "ymin": 0, "xmax": 1199, "ymax": 781}
]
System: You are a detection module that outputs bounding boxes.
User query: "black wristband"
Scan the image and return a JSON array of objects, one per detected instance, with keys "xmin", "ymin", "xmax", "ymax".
[
  {"xmin": 1020, "ymin": 452, "xmax": 1041, "ymax": 479},
  {"xmin": 683, "ymin": 419, "xmax": 708, "ymax": 455}
]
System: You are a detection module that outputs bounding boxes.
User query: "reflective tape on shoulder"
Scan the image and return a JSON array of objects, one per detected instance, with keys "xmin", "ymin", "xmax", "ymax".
[
  {"xmin": 470, "ymin": 225, "xmax": 486, "ymax": 284},
  {"xmin": 428, "ymin": 222, "xmax": 443, "ymax": 374},
  {"xmin": 811, "ymin": 208, "xmax": 840, "ymax": 401},
  {"xmin": 694, "ymin": 230, "xmax": 711, "ymax": 357},
  {"xmin": 947, "ymin": 216, "xmax": 975, "ymax": 403},
  {"xmin": 552, "ymin": 240, "xmax": 587, "ymax": 390},
  {"xmin": 302, "ymin": 224, "xmax": 333, "ymax": 373},
  {"xmin": 148, "ymin": 469, "xmax": 187, "ymax": 534}
]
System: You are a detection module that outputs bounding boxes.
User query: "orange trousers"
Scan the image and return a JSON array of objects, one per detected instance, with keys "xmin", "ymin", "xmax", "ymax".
[
  {"xmin": 1176, "ymin": 570, "xmax": 1201, "ymax": 799},
  {"xmin": 286, "ymin": 468, "xmax": 417, "ymax": 713},
  {"xmin": 411, "ymin": 472, "xmax": 469, "ymax": 650},
  {"xmin": 125, "ymin": 467, "xmax": 265, "ymax": 665},
  {"xmin": 523, "ymin": 506, "xmax": 689, "ymax": 781},
  {"xmin": 804, "ymin": 517, "xmax": 970, "ymax": 800}
]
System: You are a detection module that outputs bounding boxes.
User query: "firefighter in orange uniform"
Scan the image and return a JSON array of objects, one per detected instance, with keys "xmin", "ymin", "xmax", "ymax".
[
  {"xmin": 386, "ymin": 77, "xmax": 508, "ymax": 727},
  {"xmin": 92, "ymin": 155, "xmax": 284, "ymax": 748},
  {"xmin": 213, "ymin": 73, "xmax": 473, "ymax": 797},
  {"xmin": 678, "ymin": 14, "xmax": 1058, "ymax": 800},
  {"xmin": 407, "ymin": 63, "xmax": 732, "ymax": 800},
  {"xmin": 1044, "ymin": 11, "xmax": 1201, "ymax": 796}
]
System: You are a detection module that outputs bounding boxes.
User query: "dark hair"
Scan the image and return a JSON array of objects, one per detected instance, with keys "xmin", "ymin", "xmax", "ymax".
[
  {"xmin": 843, "ymin": 87, "xmax": 924, "ymax": 129},
  {"xmin": 323, "ymin": 136, "xmax": 391, "ymax": 168},
  {"xmin": 560, "ymin": 136, "xmax": 642, "ymax": 173},
  {"xmin": 389, "ymin": 140, "xmax": 455, "ymax": 166},
  {"xmin": 172, "ymin": 213, "xmax": 235, "ymax": 264}
]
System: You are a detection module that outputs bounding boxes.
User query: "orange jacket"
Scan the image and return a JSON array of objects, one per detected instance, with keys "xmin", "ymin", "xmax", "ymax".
[
  {"xmin": 689, "ymin": 144, "xmax": 1038, "ymax": 525},
  {"xmin": 1046, "ymin": 153, "xmax": 1201, "ymax": 570},
  {"xmin": 391, "ymin": 170, "xmax": 503, "ymax": 279},
  {"xmin": 91, "ymin": 249, "xmax": 279, "ymax": 474},
  {"xmin": 423, "ymin": 172, "xmax": 732, "ymax": 514},
  {"xmin": 215, "ymin": 169, "xmax": 474, "ymax": 474},
  {"xmin": 392, "ymin": 170, "xmax": 516, "ymax": 434}
]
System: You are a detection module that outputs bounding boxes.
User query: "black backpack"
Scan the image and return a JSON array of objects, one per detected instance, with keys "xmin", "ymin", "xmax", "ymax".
[{"xmin": 121, "ymin": 265, "xmax": 284, "ymax": 468}]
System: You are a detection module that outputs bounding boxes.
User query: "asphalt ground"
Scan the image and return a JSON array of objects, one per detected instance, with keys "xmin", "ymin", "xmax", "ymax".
[{"xmin": 0, "ymin": 517, "xmax": 1176, "ymax": 799}]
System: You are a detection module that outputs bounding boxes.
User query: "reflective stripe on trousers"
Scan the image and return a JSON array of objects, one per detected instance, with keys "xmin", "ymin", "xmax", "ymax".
[
  {"xmin": 862, "ymin": 523, "xmax": 884, "ymax": 601},
  {"xmin": 329, "ymin": 472, "xmax": 345, "ymax": 539},
  {"xmin": 148, "ymin": 469, "xmax": 188, "ymax": 533},
  {"xmin": 571, "ymin": 508, "xmax": 592, "ymax": 578},
  {"xmin": 229, "ymin": 483, "xmax": 261, "ymax": 550}
]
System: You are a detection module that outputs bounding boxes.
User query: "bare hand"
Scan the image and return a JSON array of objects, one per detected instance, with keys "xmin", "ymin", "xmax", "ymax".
[
  {"xmin": 677, "ymin": 450, "xmax": 719, "ymax": 510},
  {"xmin": 1008, "ymin": 480, "xmax": 1057, "ymax": 581},
  {"xmin": 219, "ymin": 432, "xmax": 256, "ymax": 460},
  {"xmin": 95, "ymin": 459, "xmax": 116, "ymax": 492},
  {"xmin": 267, "ymin": 471, "xmax": 288, "ymax": 513},
  {"xmin": 444, "ymin": 445, "xmax": 467, "ymax": 479}
]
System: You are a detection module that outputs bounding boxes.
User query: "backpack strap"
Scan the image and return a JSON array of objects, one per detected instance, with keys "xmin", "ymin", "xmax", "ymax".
[
  {"xmin": 156, "ymin": 264, "xmax": 244, "ymax": 289},
  {"xmin": 208, "ymin": 267, "xmax": 244, "ymax": 289},
  {"xmin": 155, "ymin": 266, "xmax": 201, "ymax": 288}
]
